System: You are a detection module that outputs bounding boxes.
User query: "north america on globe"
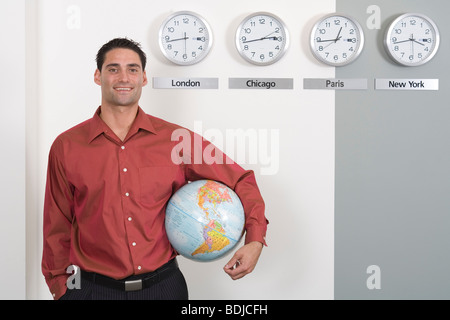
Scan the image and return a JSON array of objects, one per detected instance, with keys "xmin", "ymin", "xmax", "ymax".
[
  {"xmin": 165, "ymin": 179, "xmax": 245, "ymax": 262},
  {"xmin": 192, "ymin": 181, "xmax": 232, "ymax": 256}
]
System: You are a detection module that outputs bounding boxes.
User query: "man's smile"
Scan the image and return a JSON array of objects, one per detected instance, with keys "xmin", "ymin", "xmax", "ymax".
[{"xmin": 114, "ymin": 87, "xmax": 133, "ymax": 92}]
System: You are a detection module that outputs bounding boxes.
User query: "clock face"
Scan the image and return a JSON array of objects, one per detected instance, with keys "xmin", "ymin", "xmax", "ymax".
[
  {"xmin": 235, "ymin": 12, "xmax": 289, "ymax": 66},
  {"xmin": 310, "ymin": 14, "xmax": 364, "ymax": 66},
  {"xmin": 384, "ymin": 13, "xmax": 440, "ymax": 66},
  {"xmin": 159, "ymin": 11, "xmax": 213, "ymax": 65}
]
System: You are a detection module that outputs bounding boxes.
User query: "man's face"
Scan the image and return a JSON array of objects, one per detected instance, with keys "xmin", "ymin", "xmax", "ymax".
[{"xmin": 94, "ymin": 48, "xmax": 148, "ymax": 108}]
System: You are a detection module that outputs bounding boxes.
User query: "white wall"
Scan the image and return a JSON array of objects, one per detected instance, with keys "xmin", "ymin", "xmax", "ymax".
[
  {"xmin": 23, "ymin": 0, "xmax": 335, "ymax": 299},
  {"xmin": 0, "ymin": 0, "xmax": 26, "ymax": 300}
]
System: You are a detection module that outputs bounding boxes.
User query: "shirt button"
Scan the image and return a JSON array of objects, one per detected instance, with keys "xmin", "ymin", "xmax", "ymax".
[
  {"xmin": 123, "ymin": 168, "xmax": 128, "ymax": 172},
  {"xmin": 132, "ymin": 242, "xmax": 136, "ymax": 246},
  {"xmin": 137, "ymin": 265, "xmax": 142, "ymax": 270},
  {"xmin": 121, "ymin": 146, "xmax": 125, "ymax": 150},
  {"xmin": 125, "ymin": 192, "xmax": 129, "ymax": 197},
  {"xmin": 128, "ymin": 217, "xmax": 132, "ymax": 221}
]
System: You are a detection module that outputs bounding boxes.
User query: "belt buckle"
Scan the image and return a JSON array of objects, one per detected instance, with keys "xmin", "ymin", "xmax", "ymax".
[{"xmin": 125, "ymin": 279, "xmax": 143, "ymax": 291}]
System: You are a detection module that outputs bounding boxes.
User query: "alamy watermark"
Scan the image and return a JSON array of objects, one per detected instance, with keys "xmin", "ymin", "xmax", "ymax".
[{"xmin": 171, "ymin": 121, "xmax": 280, "ymax": 176}]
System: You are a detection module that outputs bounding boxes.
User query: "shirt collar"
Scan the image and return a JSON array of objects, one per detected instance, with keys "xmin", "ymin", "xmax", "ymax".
[{"xmin": 88, "ymin": 106, "xmax": 157, "ymax": 143}]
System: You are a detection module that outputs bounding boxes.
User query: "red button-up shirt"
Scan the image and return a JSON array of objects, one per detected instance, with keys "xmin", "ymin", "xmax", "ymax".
[{"xmin": 42, "ymin": 107, "xmax": 268, "ymax": 299}]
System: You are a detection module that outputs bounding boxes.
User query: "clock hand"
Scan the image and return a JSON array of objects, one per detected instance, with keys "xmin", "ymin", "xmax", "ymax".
[
  {"xmin": 316, "ymin": 38, "xmax": 338, "ymax": 43},
  {"xmin": 412, "ymin": 39, "xmax": 425, "ymax": 46},
  {"xmin": 243, "ymin": 36, "xmax": 279, "ymax": 43},
  {"xmin": 166, "ymin": 35, "xmax": 189, "ymax": 42},
  {"xmin": 323, "ymin": 41, "xmax": 335, "ymax": 50},
  {"xmin": 243, "ymin": 30, "xmax": 280, "ymax": 43},
  {"xmin": 392, "ymin": 39, "xmax": 411, "ymax": 44},
  {"xmin": 242, "ymin": 38, "xmax": 263, "ymax": 43},
  {"xmin": 334, "ymin": 27, "xmax": 343, "ymax": 42},
  {"xmin": 316, "ymin": 27, "xmax": 342, "ymax": 45}
]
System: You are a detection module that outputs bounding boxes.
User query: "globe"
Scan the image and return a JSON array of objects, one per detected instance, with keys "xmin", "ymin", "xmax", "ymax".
[{"xmin": 165, "ymin": 179, "xmax": 245, "ymax": 262}]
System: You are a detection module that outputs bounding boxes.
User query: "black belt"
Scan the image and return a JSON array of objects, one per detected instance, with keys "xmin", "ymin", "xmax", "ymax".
[{"xmin": 80, "ymin": 259, "xmax": 179, "ymax": 292}]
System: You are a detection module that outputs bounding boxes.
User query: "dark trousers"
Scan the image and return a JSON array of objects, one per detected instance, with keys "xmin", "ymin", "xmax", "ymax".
[{"xmin": 60, "ymin": 263, "xmax": 189, "ymax": 300}]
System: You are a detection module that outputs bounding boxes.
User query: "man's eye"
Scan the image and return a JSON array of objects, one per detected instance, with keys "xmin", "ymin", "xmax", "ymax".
[
  {"xmin": 108, "ymin": 68, "xmax": 117, "ymax": 73},
  {"xmin": 130, "ymin": 69, "xmax": 138, "ymax": 73}
]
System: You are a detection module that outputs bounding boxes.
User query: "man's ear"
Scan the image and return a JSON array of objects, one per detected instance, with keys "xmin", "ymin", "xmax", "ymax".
[
  {"xmin": 142, "ymin": 70, "xmax": 148, "ymax": 87},
  {"xmin": 94, "ymin": 69, "xmax": 101, "ymax": 86}
]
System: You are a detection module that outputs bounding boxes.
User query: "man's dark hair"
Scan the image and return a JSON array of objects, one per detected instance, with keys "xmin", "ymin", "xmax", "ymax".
[{"xmin": 96, "ymin": 37, "xmax": 147, "ymax": 71}]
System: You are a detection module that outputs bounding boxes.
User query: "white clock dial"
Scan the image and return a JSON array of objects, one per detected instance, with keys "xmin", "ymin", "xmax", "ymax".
[
  {"xmin": 384, "ymin": 13, "xmax": 440, "ymax": 66},
  {"xmin": 310, "ymin": 13, "xmax": 364, "ymax": 66},
  {"xmin": 159, "ymin": 11, "xmax": 213, "ymax": 65},
  {"xmin": 235, "ymin": 12, "xmax": 289, "ymax": 66}
]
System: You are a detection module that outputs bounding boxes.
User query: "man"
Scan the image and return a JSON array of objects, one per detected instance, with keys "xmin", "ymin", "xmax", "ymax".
[{"xmin": 42, "ymin": 38, "xmax": 268, "ymax": 300}]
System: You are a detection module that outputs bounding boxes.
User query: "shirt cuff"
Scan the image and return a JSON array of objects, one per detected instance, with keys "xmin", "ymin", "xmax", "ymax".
[
  {"xmin": 46, "ymin": 275, "xmax": 68, "ymax": 300},
  {"xmin": 244, "ymin": 222, "xmax": 268, "ymax": 246}
]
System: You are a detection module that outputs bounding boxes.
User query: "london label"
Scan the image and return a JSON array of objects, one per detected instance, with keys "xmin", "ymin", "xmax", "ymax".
[{"xmin": 152, "ymin": 77, "xmax": 219, "ymax": 89}]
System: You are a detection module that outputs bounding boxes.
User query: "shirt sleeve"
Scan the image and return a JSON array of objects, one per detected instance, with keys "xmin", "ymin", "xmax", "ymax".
[
  {"xmin": 182, "ymin": 131, "xmax": 268, "ymax": 246},
  {"xmin": 41, "ymin": 138, "xmax": 74, "ymax": 299}
]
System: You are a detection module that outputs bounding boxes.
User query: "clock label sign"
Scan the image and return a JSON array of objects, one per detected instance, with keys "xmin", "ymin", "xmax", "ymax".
[
  {"xmin": 152, "ymin": 77, "xmax": 219, "ymax": 89},
  {"xmin": 375, "ymin": 79, "xmax": 439, "ymax": 91},
  {"xmin": 303, "ymin": 78, "xmax": 368, "ymax": 90},
  {"xmin": 229, "ymin": 78, "xmax": 293, "ymax": 90}
]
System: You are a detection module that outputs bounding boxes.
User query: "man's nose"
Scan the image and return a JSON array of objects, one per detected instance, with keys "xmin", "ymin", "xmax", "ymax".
[{"xmin": 118, "ymin": 70, "xmax": 130, "ymax": 82}]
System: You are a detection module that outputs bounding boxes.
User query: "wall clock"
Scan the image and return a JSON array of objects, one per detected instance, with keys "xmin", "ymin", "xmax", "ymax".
[
  {"xmin": 384, "ymin": 13, "xmax": 440, "ymax": 66},
  {"xmin": 310, "ymin": 13, "xmax": 364, "ymax": 66},
  {"xmin": 235, "ymin": 12, "xmax": 289, "ymax": 66},
  {"xmin": 159, "ymin": 11, "xmax": 213, "ymax": 65}
]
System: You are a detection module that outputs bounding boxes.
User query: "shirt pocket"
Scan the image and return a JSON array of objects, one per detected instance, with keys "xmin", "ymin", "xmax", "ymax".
[{"xmin": 139, "ymin": 166, "xmax": 184, "ymax": 204}]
